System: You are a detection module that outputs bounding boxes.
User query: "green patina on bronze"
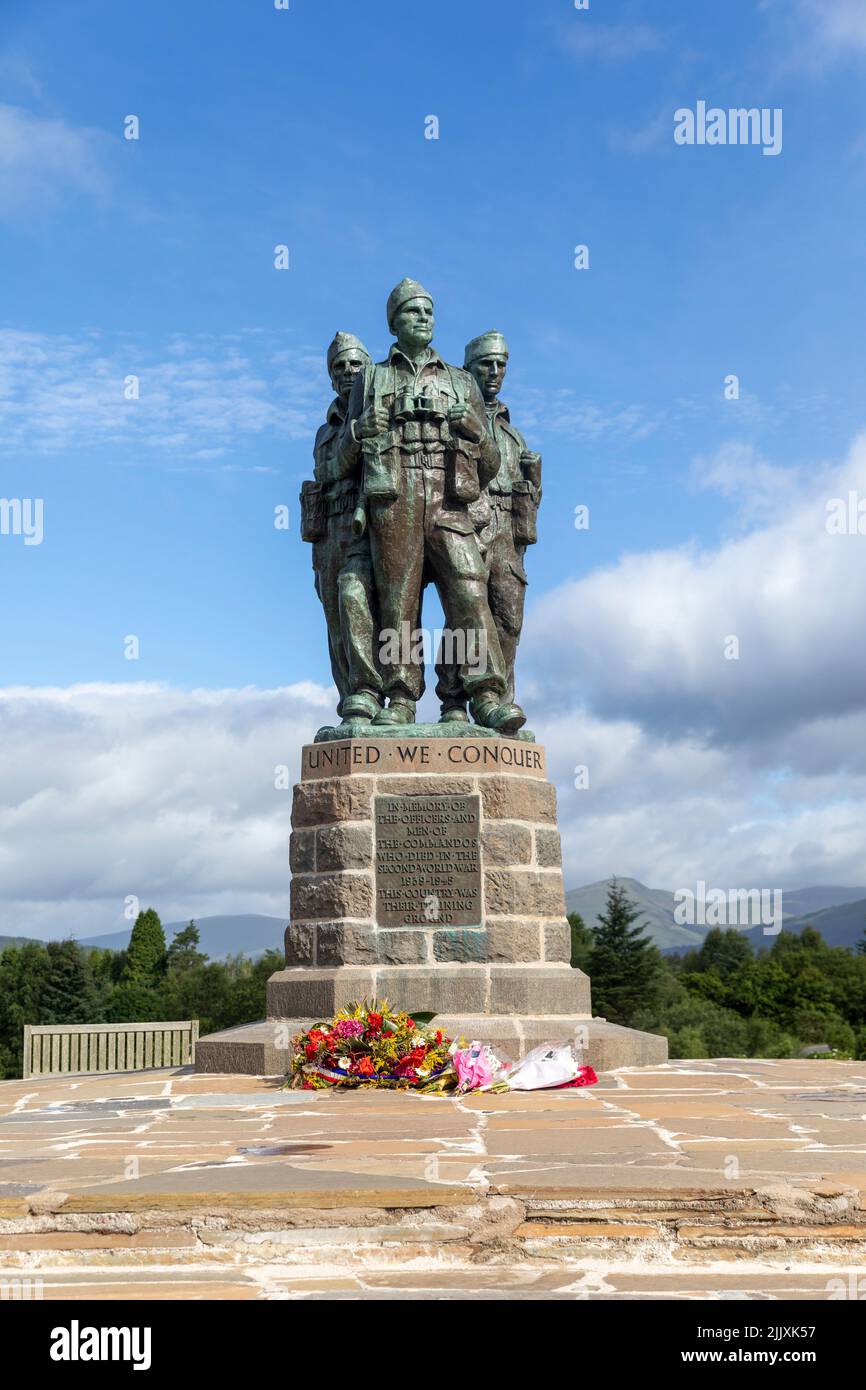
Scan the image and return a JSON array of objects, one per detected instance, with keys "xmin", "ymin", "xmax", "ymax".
[
  {"xmin": 300, "ymin": 283, "xmax": 541, "ymax": 743},
  {"xmin": 301, "ymin": 333, "xmax": 382, "ymax": 723},
  {"xmin": 437, "ymin": 329, "xmax": 541, "ymax": 712}
]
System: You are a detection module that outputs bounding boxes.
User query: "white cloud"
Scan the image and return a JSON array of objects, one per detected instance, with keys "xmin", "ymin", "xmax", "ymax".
[
  {"xmin": 524, "ymin": 432, "xmax": 866, "ymax": 744},
  {"xmin": 0, "ymin": 681, "xmax": 334, "ymax": 939},
  {"xmin": 795, "ymin": 0, "xmax": 866, "ymax": 51},
  {"xmin": 607, "ymin": 107, "xmax": 672, "ymax": 155},
  {"xmin": 537, "ymin": 703, "xmax": 866, "ymax": 893},
  {"xmin": 508, "ymin": 382, "xmax": 663, "ymax": 444},
  {"xmin": 0, "ymin": 103, "xmax": 108, "ymax": 216},
  {"xmin": 0, "ymin": 330, "xmax": 326, "ymax": 458},
  {"xmin": 761, "ymin": 0, "xmax": 866, "ymax": 72},
  {"xmin": 690, "ymin": 440, "xmax": 810, "ymax": 525},
  {"xmin": 518, "ymin": 431, "xmax": 866, "ymax": 888},
  {"xmin": 558, "ymin": 22, "xmax": 665, "ymax": 65}
]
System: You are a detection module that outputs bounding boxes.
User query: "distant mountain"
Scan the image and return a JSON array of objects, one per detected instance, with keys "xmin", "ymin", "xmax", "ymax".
[
  {"xmin": 564, "ymin": 879, "xmax": 866, "ymax": 952},
  {"xmin": 6, "ymin": 884, "xmax": 866, "ymax": 960},
  {"xmin": 74, "ymin": 914, "xmax": 286, "ymax": 961},
  {"xmin": 773, "ymin": 886, "xmax": 866, "ymax": 919},
  {"xmin": 746, "ymin": 898, "xmax": 866, "ymax": 952},
  {"xmin": 0, "ymin": 935, "xmax": 40, "ymax": 952},
  {"xmin": 565, "ymin": 878, "xmax": 704, "ymax": 950}
]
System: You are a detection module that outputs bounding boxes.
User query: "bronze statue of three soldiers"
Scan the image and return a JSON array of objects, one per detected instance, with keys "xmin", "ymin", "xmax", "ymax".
[{"xmin": 301, "ymin": 279, "xmax": 541, "ymax": 736}]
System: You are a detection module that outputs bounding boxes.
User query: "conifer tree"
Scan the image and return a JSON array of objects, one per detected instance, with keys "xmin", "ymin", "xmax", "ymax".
[
  {"xmin": 589, "ymin": 879, "xmax": 663, "ymax": 1025},
  {"xmin": 568, "ymin": 912, "xmax": 593, "ymax": 972},
  {"xmin": 166, "ymin": 920, "xmax": 208, "ymax": 972},
  {"xmin": 41, "ymin": 940, "xmax": 97, "ymax": 1024},
  {"xmin": 123, "ymin": 908, "xmax": 166, "ymax": 984}
]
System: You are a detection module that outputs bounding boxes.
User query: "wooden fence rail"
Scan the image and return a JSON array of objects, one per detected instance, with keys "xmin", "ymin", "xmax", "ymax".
[{"xmin": 22, "ymin": 1021, "xmax": 199, "ymax": 1079}]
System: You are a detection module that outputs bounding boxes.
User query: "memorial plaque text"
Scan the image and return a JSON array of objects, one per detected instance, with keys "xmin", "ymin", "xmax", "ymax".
[{"xmin": 375, "ymin": 794, "xmax": 481, "ymax": 928}]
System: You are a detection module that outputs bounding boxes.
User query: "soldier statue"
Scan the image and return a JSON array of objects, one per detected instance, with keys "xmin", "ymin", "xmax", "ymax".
[
  {"xmin": 300, "ymin": 333, "xmax": 383, "ymax": 725},
  {"xmin": 435, "ymin": 331, "xmax": 541, "ymax": 720},
  {"xmin": 341, "ymin": 279, "xmax": 526, "ymax": 733}
]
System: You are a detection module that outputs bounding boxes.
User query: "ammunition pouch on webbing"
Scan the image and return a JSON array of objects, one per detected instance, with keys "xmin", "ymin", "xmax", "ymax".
[
  {"xmin": 445, "ymin": 434, "xmax": 481, "ymax": 503},
  {"xmin": 511, "ymin": 480, "xmax": 537, "ymax": 545},
  {"xmin": 361, "ymin": 431, "xmax": 401, "ymax": 499},
  {"xmin": 513, "ymin": 450, "xmax": 542, "ymax": 545},
  {"xmin": 299, "ymin": 480, "xmax": 326, "ymax": 542}
]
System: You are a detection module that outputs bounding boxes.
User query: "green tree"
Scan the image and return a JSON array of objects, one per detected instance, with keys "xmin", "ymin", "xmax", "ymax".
[
  {"xmin": 567, "ymin": 911, "xmax": 593, "ymax": 972},
  {"xmin": 105, "ymin": 980, "xmax": 167, "ymax": 1024},
  {"xmin": 694, "ymin": 927, "xmax": 753, "ymax": 978},
  {"xmin": 745, "ymin": 1016, "xmax": 801, "ymax": 1059},
  {"xmin": 790, "ymin": 1007, "xmax": 855, "ymax": 1054},
  {"xmin": 670, "ymin": 1025, "xmax": 708, "ymax": 1060},
  {"xmin": 40, "ymin": 940, "xmax": 99, "ymax": 1025},
  {"xmin": 123, "ymin": 908, "xmax": 166, "ymax": 984},
  {"xmin": 588, "ymin": 880, "xmax": 663, "ymax": 1026},
  {"xmin": 0, "ymin": 942, "xmax": 53, "ymax": 1078},
  {"xmin": 166, "ymin": 920, "xmax": 208, "ymax": 973}
]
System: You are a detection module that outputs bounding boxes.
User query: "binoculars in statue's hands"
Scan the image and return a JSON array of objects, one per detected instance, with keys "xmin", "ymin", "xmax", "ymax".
[{"xmin": 392, "ymin": 388, "xmax": 449, "ymax": 423}]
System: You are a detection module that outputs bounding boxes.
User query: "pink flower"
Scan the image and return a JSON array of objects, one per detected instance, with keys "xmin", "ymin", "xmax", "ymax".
[{"xmin": 333, "ymin": 1018, "xmax": 364, "ymax": 1039}]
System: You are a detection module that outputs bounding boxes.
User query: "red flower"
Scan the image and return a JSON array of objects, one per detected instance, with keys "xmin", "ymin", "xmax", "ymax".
[
  {"xmin": 354, "ymin": 1056, "xmax": 375, "ymax": 1076},
  {"xmin": 304, "ymin": 1043, "xmax": 318, "ymax": 1059},
  {"xmin": 366, "ymin": 1012, "xmax": 383, "ymax": 1034},
  {"xmin": 406, "ymin": 1018, "xmax": 415, "ymax": 1031},
  {"xmin": 435, "ymin": 1031, "xmax": 443, "ymax": 1044}
]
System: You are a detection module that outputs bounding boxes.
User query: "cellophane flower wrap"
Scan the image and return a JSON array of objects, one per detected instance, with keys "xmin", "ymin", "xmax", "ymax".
[
  {"xmin": 453, "ymin": 1041, "xmax": 513, "ymax": 1092},
  {"xmin": 288, "ymin": 1000, "xmax": 456, "ymax": 1092}
]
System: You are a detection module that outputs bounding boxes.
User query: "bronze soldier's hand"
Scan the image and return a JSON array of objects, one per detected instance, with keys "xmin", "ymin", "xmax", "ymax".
[
  {"xmin": 448, "ymin": 403, "xmax": 481, "ymax": 441},
  {"xmin": 357, "ymin": 403, "xmax": 390, "ymax": 439}
]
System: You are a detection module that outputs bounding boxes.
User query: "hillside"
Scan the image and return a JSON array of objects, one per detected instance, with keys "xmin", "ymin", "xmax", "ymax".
[
  {"xmin": 564, "ymin": 878, "xmax": 704, "ymax": 950},
  {"xmin": 6, "ymin": 885, "xmax": 866, "ymax": 960},
  {"xmin": 565, "ymin": 880, "xmax": 866, "ymax": 952},
  {"xmin": 74, "ymin": 914, "xmax": 286, "ymax": 961},
  {"xmin": 743, "ymin": 898, "xmax": 866, "ymax": 952}
]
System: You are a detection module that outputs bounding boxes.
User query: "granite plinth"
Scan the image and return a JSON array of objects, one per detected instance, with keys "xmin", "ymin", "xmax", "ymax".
[{"xmin": 196, "ymin": 735, "xmax": 668, "ymax": 1074}]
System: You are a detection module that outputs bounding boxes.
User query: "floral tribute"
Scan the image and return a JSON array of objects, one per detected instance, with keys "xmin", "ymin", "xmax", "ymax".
[{"xmin": 288, "ymin": 1001, "xmax": 455, "ymax": 1092}]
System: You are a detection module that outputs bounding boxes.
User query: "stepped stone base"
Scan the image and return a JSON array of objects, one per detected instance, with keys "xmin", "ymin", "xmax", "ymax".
[
  {"xmin": 195, "ymin": 1015, "xmax": 667, "ymax": 1076},
  {"xmin": 196, "ymin": 734, "xmax": 668, "ymax": 1077},
  {"xmin": 266, "ymin": 963, "xmax": 592, "ymax": 1018}
]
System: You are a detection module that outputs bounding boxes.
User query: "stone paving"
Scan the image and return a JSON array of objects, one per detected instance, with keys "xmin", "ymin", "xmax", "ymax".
[{"xmin": 1, "ymin": 1058, "xmax": 865, "ymax": 1299}]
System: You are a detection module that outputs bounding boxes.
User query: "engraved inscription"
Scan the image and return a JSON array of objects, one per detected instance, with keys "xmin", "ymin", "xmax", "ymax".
[
  {"xmin": 301, "ymin": 738, "xmax": 546, "ymax": 779},
  {"xmin": 375, "ymin": 793, "xmax": 481, "ymax": 928}
]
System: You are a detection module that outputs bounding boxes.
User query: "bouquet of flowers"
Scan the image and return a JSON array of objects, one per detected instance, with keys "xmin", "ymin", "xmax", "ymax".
[
  {"xmin": 288, "ymin": 1000, "xmax": 455, "ymax": 1091},
  {"xmin": 452, "ymin": 1040, "xmax": 598, "ymax": 1093}
]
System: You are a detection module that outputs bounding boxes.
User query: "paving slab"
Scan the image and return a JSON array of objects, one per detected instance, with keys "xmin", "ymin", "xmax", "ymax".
[{"xmin": 1, "ymin": 1059, "xmax": 865, "ymax": 1299}]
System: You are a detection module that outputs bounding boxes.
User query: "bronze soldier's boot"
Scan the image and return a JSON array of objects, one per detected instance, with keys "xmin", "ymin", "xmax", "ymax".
[
  {"xmin": 439, "ymin": 702, "xmax": 468, "ymax": 724},
  {"xmin": 373, "ymin": 697, "xmax": 417, "ymax": 727},
  {"xmin": 470, "ymin": 691, "xmax": 526, "ymax": 735},
  {"xmin": 340, "ymin": 689, "xmax": 381, "ymax": 724}
]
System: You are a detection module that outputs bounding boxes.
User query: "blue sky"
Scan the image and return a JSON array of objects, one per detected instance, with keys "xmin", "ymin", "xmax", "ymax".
[
  {"xmin": 2, "ymin": 0, "xmax": 866, "ymax": 935},
  {"xmin": 2, "ymin": 0, "xmax": 864, "ymax": 689}
]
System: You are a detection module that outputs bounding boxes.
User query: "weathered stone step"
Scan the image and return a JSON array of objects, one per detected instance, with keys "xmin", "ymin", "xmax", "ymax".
[{"xmin": 2, "ymin": 1195, "xmax": 864, "ymax": 1269}]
